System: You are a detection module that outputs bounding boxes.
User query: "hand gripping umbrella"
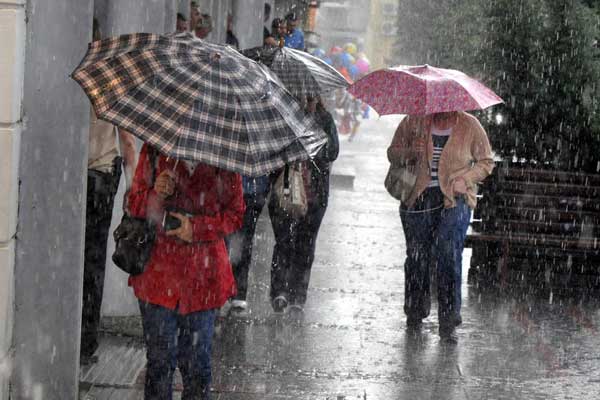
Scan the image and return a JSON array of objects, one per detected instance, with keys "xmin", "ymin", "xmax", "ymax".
[{"xmin": 72, "ymin": 33, "xmax": 327, "ymax": 176}]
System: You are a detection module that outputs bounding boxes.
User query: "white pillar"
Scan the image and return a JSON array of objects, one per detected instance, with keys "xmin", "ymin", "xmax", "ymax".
[
  {"xmin": 98, "ymin": 0, "xmax": 181, "ymax": 317},
  {"xmin": 0, "ymin": 1, "xmax": 25, "ymax": 398}
]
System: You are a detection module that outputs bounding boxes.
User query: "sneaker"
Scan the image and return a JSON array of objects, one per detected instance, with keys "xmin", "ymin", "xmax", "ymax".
[
  {"xmin": 230, "ymin": 300, "xmax": 248, "ymax": 317},
  {"xmin": 272, "ymin": 295, "xmax": 288, "ymax": 313},
  {"xmin": 231, "ymin": 299, "xmax": 247, "ymax": 310},
  {"xmin": 218, "ymin": 299, "xmax": 232, "ymax": 318}
]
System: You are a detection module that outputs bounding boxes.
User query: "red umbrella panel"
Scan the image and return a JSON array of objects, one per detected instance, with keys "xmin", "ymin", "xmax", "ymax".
[{"xmin": 348, "ymin": 65, "xmax": 503, "ymax": 116}]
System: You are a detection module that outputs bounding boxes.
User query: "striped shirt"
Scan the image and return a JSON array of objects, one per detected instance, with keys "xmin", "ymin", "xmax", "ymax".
[{"xmin": 428, "ymin": 127, "xmax": 452, "ymax": 187}]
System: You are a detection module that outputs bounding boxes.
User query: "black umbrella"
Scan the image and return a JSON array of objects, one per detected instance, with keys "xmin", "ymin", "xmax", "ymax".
[{"xmin": 242, "ymin": 46, "xmax": 350, "ymax": 100}]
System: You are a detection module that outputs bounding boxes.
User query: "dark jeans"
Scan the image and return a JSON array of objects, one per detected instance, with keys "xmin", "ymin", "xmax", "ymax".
[
  {"xmin": 268, "ymin": 195, "xmax": 328, "ymax": 306},
  {"xmin": 229, "ymin": 191, "xmax": 268, "ymax": 301},
  {"xmin": 139, "ymin": 301, "xmax": 216, "ymax": 400},
  {"xmin": 400, "ymin": 190, "xmax": 471, "ymax": 328},
  {"xmin": 80, "ymin": 161, "xmax": 121, "ymax": 358}
]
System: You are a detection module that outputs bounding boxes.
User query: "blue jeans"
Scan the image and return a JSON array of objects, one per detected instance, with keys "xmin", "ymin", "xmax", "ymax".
[
  {"xmin": 139, "ymin": 301, "xmax": 216, "ymax": 400},
  {"xmin": 400, "ymin": 192, "xmax": 471, "ymax": 328}
]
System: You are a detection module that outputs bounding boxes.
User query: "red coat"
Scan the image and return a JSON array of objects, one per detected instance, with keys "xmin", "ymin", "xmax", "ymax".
[{"xmin": 127, "ymin": 144, "xmax": 245, "ymax": 314}]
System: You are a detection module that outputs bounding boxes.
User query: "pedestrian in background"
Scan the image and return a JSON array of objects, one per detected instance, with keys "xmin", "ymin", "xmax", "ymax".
[
  {"xmin": 268, "ymin": 96, "xmax": 339, "ymax": 314},
  {"xmin": 176, "ymin": 13, "xmax": 188, "ymax": 33},
  {"xmin": 225, "ymin": 13, "xmax": 239, "ymax": 49},
  {"xmin": 189, "ymin": 1, "xmax": 201, "ymax": 33},
  {"xmin": 195, "ymin": 13, "xmax": 213, "ymax": 39},
  {"xmin": 269, "ymin": 18, "xmax": 287, "ymax": 47},
  {"xmin": 127, "ymin": 144, "xmax": 245, "ymax": 399},
  {"xmin": 284, "ymin": 12, "xmax": 305, "ymax": 50},
  {"xmin": 387, "ymin": 111, "xmax": 494, "ymax": 344},
  {"xmin": 263, "ymin": 3, "xmax": 277, "ymax": 46},
  {"xmin": 226, "ymin": 174, "xmax": 271, "ymax": 316},
  {"xmin": 80, "ymin": 18, "xmax": 137, "ymax": 366}
]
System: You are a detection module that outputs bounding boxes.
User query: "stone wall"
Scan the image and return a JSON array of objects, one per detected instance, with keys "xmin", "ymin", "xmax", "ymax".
[
  {"xmin": 0, "ymin": 0, "xmax": 25, "ymax": 399},
  {"xmin": 11, "ymin": 0, "xmax": 94, "ymax": 398}
]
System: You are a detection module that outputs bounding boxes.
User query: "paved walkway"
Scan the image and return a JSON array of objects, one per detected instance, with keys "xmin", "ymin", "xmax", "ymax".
[{"xmin": 82, "ymin": 117, "xmax": 600, "ymax": 400}]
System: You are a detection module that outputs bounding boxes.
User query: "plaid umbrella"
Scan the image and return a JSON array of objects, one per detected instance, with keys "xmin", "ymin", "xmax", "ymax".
[
  {"xmin": 72, "ymin": 33, "xmax": 327, "ymax": 176},
  {"xmin": 242, "ymin": 46, "xmax": 350, "ymax": 100}
]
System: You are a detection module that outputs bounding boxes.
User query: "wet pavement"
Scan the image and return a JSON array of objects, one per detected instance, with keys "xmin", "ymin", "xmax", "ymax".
[{"xmin": 82, "ymin": 116, "xmax": 600, "ymax": 400}]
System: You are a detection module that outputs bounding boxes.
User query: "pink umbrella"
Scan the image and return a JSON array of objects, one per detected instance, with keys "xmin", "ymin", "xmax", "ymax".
[{"xmin": 348, "ymin": 65, "xmax": 503, "ymax": 116}]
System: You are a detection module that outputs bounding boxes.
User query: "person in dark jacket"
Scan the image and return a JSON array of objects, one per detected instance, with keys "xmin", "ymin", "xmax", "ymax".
[
  {"xmin": 225, "ymin": 13, "xmax": 239, "ymax": 49},
  {"xmin": 268, "ymin": 96, "xmax": 339, "ymax": 314}
]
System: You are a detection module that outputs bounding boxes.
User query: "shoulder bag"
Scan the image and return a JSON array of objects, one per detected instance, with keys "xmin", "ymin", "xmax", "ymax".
[
  {"xmin": 384, "ymin": 160, "xmax": 417, "ymax": 203},
  {"xmin": 112, "ymin": 146, "xmax": 158, "ymax": 276},
  {"xmin": 273, "ymin": 162, "xmax": 308, "ymax": 218}
]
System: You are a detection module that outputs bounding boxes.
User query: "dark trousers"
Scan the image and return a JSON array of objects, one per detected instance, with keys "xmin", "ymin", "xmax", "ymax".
[
  {"xmin": 400, "ymin": 194, "xmax": 471, "ymax": 328},
  {"xmin": 230, "ymin": 192, "xmax": 268, "ymax": 301},
  {"xmin": 139, "ymin": 301, "xmax": 215, "ymax": 400},
  {"xmin": 80, "ymin": 161, "xmax": 121, "ymax": 358},
  {"xmin": 268, "ymin": 194, "xmax": 328, "ymax": 306}
]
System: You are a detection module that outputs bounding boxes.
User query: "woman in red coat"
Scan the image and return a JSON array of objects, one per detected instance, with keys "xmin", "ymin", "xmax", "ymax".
[{"xmin": 127, "ymin": 144, "xmax": 245, "ymax": 400}]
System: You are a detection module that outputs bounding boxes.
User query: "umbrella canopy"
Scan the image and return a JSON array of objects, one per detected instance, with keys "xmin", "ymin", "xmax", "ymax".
[
  {"xmin": 348, "ymin": 64, "xmax": 503, "ymax": 116},
  {"xmin": 242, "ymin": 46, "xmax": 350, "ymax": 100},
  {"xmin": 72, "ymin": 33, "xmax": 327, "ymax": 176}
]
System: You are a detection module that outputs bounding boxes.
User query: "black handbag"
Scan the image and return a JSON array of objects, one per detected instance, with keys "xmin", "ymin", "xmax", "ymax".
[{"xmin": 112, "ymin": 147, "xmax": 157, "ymax": 276}]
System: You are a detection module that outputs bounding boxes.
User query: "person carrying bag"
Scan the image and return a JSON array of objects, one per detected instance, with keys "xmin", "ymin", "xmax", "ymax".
[
  {"xmin": 112, "ymin": 146, "xmax": 157, "ymax": 276},
  {"xmin": 272, "ymin": 162, "xmax": 308, "ymax": 218}
]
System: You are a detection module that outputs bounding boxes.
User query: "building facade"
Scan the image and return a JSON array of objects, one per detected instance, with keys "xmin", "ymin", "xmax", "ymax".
[
  {"xmin": 314, "ymin": 0, "xmax": 371, "ymax": 54},
  {"xmin": 365, "ymin": 0, "xmax": 398, "ymax": 70}
]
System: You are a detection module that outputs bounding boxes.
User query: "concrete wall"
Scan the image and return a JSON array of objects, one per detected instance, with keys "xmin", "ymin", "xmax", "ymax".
[
  {"xmin": 95, "ymin": 0, "xmax": 176, "ymax": 36},
  {"xmin": 232, "ymin": 0, "xmax": 264, "ymax": 49},
  {"xmin": 99, "ymin": 0, "xmax": 191, "ymax": 317},
  {"xmin": 0, "ymin": 1, "xmax": 25, "ymax": 398},
  {"xmin": 191, "ymin": 0, "xmax": 233, "ymax": 44},
  {"xmin": 11, "ymin": 0, "xmax": 94, "ymax": 398}
]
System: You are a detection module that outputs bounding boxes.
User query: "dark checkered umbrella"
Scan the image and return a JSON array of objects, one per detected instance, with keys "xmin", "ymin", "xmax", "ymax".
[
  {"xmin": 242, "ymin": 46, "xmax": 350, "ymax": 100},
  {"xmin": 72, "ymin": 33, "xmax": 327, "ymax": 176}
]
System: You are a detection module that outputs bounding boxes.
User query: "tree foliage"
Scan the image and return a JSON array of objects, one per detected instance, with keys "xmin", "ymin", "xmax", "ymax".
[{"xmin": 394, "ymin": 0, "xmax": 600, "ymax": 172}]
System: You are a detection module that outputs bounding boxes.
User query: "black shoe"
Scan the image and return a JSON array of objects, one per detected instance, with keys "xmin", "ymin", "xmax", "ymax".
[
  {"xmin": 272, "ymin": 295, "xmax": 288, "ymax": 313},
  {"xmin": 453, "ymin": 315, "xmax": 462, "ymax": 327},
  {"xmin": 406, "ymin": 317, "xmax": 423, "ymax": 329},
  {"xmin": 439, "ymin": 327, "xmax": 458, "ymax": 345}
]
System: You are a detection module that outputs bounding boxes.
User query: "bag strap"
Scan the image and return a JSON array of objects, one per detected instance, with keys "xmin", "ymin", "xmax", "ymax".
[
  {"xmin": 283, "ymin": 164, "xmax": 290, "ymax": 191},
  {"xmin": 147, "ymin": 146, "xmax": 158, "ymax": 186}
]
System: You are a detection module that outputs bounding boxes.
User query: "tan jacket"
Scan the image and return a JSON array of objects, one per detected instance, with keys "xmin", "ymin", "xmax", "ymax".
[{"xmin": 387, "ymin": 112, "xmax": 494, "ymax": 209}]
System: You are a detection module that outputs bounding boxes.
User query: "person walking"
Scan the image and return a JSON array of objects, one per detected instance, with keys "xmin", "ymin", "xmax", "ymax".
[
  {"xmin": 268, "ymin": 18, "xmax": 287, "ymax": 47},
  {"xmin": 80, "ymin": 18, "xmax": 137, "ymax": 366},
  {"xmin": 387, "ymin": 111, "xmax": 494, "ymax": 344},
  {"xmin": 268, "ymin": 96, "xmax": 339, "ymax": 314},
  {"xmin": 283, "ymin": 12, "xmax": 305, "ymax": 50},
  {"xmin": 195, "ymin": 13, "xmax": 213, "ymax": 39},
  {"xmin": 127, "ymin": 144, "xmax": 245, "ymax": 400},
  {"xmin": 176, "ymin": 13, "xmax": 188, "ymax": 33},
  {"xmin": 227, "ymin": 174, "xmax": 271, "ymax": 315}
]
